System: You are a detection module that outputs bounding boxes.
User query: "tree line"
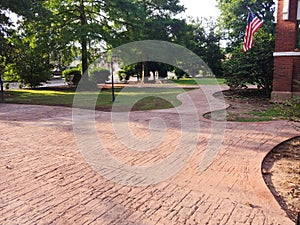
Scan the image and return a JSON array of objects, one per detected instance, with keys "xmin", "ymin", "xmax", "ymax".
[{"xmin": 0, "ymin": 0, "xmax": 275, "ymax": 95}]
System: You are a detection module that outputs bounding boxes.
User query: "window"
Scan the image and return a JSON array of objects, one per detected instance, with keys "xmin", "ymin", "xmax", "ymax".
[
  {"xmin": 298, "ymin": 0, "xmax": 300, "ymax": 20},
  {"xmin": 297, "ymin": 21, "xmax": 300, "ymax": 49},
  {"xmin": 297, "ymin": 0, "xmax": 300, "ymax": 49}
]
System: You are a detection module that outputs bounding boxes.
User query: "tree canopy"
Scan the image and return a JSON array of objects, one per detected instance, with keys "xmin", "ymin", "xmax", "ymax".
[
  {"xmin": 1, "ymin": 0, "xmax": 226, "ymax": 87},
  {"xmin": 43, "ymin": 0, "xmax": 141, "ymax": 77},
  {"xmin": 216, "ymin": 0, "xmax": 276, "ymax": 95},
  {"xmin": 217, "ymin": 0, "xmax": 275, "ymax": 45}
]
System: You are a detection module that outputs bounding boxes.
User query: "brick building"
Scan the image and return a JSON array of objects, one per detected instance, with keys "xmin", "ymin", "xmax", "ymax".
[{"xmin": 272, "ymin": 0, "xmax": 300, "ymax": 101}]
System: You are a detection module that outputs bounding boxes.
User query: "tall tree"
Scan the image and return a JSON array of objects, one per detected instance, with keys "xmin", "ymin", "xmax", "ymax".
[
  {"xmin": 121, "ymin": 0, "xmax": 185, "ymax": 81},
  {"xmin": 4, "ymin": 14, "xmax": 53, "ymax": 87},
  {"xmin": 0, "ymin": 0, "xmax": 54, "ymax": 89},
  {"xmin": 44, "ymin": 0, "xmax": 139, "ymax": 79},
  {"xmin": 0, "ymin": 0, "xmax": 44, "ymax": 27},
  {"xmin": 0, "ymin": 0, "xmax": 47, "ymax": 77},
  {"xmin": 222, "ymin": 30, "xmax": 274, "ymax": 95},
  {"xmin": 217, "ymin": 0, "xmax": 275, "ymax": 46},
  {"xmin": 216, "ymin": 0, "xmax": 275, "ymax": 95},
  {"xmin": 6, "ymin": 34, "xmax": 52, "ymax": 87},
  {"xmin": 186, "ymin": 18, "xmax": 224, "ymax": 77}
]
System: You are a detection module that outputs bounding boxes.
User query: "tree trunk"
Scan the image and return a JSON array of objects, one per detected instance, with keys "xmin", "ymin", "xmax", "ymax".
[
  {"xmin": 79, "ymin": 0, "xmax": 88, "ymax": 80},
  {"xmin": 141, "ymin": 61, "xmax": 145, "ymax": 83},
  {"xmin": 141, "ymin": 61, "xmax": 149, "ymax": 83},
  {"xmin": 0, "ymin": 77, "xmax": 3, "ymax": 102},
  {"xmin": 81, "ymin": 36, "xmax": 88, "ymax": 80}
]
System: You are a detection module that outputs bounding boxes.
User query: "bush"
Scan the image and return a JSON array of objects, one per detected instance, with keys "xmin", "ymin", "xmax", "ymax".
[
  {"xmin": 7, "ymin": 43, "xmax": 52, "ymax": 88},
  {"xmin": 118, "ymin": 69, "xmax": 130, "ymax": 81},
  {"xmin": 119, "ymin": 64, "xmax": 139, "ymax": 81},
  {"xmin": 222, "ymin": 30, "xmax": 274, "ymax": 96},
  {"xmin": 90, "ymin": 68, "xmax": 110, "ymax": 84},
  {"xmin": 62, "ymin": 68, "xmax": 81, "ymax": 86},
  {"xmin": 277, "ymin": 97, "xmax": 300, "ymax": 122}
]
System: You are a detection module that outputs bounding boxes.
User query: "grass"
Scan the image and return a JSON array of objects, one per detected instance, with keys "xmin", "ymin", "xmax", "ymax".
[
  {"xmin": 4, "ymin": 87, "xmax": 186, "ymax": 111},
  {"xmin": 5, "ymin": 89, "xmax": 76, "ymax": 106},
  {"xmin": 203, "ymin": 106, "xmax": 286, "ymax": 122},
  {"xmin": 4, "ymin": 86, "xmax": 299, "ymax": 122},
  {"xmin": 246, "ymin": 108, "xmax": 283, "ymax": 121},
  {"xmin": 203, "ymin": 88, "xmax": 298, "ymax": 123},
  {"xmin": 243, "ymin": 106, "xmax": 300, "ymax": 122},
  {"xmin": 171, "ymin": 77, "xmax": 225, "ymax": 86},
  {"xmin": 233, "ymin": 116, "xmax": 279, "ymax": 123}
]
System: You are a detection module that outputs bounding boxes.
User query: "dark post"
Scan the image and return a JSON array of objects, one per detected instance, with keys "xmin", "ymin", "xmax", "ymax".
[
  {"xmin": 111, "ymin": 59, "xmax": 115, "ymax": 102},
  {"xmin": 0, "ymin": 76, "xmax": 4, "ymax": 102},
  {"xmin": 297, "ymin": 212, "xmax": 300, "ymax": 225},
  {"xmin": 111, "ymin": 53, "xmax": 118, "ymax": 103}
]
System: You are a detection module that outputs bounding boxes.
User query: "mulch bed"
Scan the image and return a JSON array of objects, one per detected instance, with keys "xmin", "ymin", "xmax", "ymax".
[{"xmin": 262, "ymin": 135, "xmax": 300, "ymax": 223}]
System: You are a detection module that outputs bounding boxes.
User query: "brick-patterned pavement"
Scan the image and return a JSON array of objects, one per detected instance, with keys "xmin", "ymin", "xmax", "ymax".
[{"xmin": 0, "ymin": 86, "xmax": 298, "ymax": 225}]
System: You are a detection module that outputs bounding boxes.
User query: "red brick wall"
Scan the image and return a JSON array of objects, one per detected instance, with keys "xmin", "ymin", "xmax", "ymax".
[
  {"xmin": 275, "ymin": 0, "xmax": 298, "ymax": 52},
  {"xmin": 293, "ymin": 58, "xmax": 300, "ymax": 92},
  {"xmin": 273, "ymin": 57, "xmax": 293, "ymax": 92},
  {"xmin": 272, "ymin": 0, "xmax": 300, "ymax": 99}
]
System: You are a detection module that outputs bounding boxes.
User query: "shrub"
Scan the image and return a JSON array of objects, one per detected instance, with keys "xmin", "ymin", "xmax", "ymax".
[
  {"xmin": 277, "ymin": 97, "xmax": 300, "ymax": 122},
  {"xmin": 222, "ymin": 30, "xmax": 274, "ymax": 96},
  {"xmin": 7, "ymin": 44, "xmax": 52, "ymax": 88},
  {"xmin": 62, "ymin": 68, "xmax": 81, "ymax": 86},
  {"xmin": 118, "ymin": 64, "xmax": 138, "ymax": 81},
  {"xmin": 118, "ymin": 69, "xmax": 130, "ymax": 81}
]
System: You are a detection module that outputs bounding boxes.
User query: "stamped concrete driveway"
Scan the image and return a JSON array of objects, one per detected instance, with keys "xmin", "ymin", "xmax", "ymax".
[{"xmin": 0, "ymin": 86, "xmax": 298, "ymax": 225}]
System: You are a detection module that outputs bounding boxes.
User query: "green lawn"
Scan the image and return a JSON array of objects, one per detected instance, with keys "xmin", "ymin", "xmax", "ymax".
[
  {"xmin": 203, "ymin": 107, "xmax": 284, "ymax": 122},
  {"xmin": 171, "ymin": 77, "xmax": 226, "ymax": 85},
  {"xmin": 4, "ymin": 87, "xmax": 186, "ymax": 111},
  {"xmin": 246, "ymin": 108, "xmax": 283, "ymax": 121}
]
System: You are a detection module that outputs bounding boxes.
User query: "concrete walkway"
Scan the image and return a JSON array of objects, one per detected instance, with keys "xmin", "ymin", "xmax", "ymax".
[{"xmin": 0, "ymin": 86, "xmax": 298, "ymax": 225}]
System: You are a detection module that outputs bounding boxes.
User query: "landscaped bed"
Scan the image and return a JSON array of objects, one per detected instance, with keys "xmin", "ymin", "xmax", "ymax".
[
  {"xmin": 262, "ymin": 136, "xmax": 300, "ymax": 223},
  {"xmin": 204, "ymin": 88, "xmax": 282, "ymax": 122}
]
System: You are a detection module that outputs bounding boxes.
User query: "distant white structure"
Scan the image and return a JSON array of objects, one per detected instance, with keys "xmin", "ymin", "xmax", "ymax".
[
  {"xmin": 69, "ymin": 56, "xmax": 81, "ymax": 68},
  {"xmin": 167, "ymin": 71, "xmax": 176, "ymax": 79}
]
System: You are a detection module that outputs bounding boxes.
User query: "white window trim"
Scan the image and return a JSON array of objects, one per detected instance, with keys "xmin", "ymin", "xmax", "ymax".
[
  {"xmin": 273, "ymin": 52, "xmax": 300, "ymax": 56},
  {"xmin": 283, "ymin": 0, "xmax": 290, "ymax": 20},
  {"xmin": 275, "ymin": 0, "xmax": 278, "ymax": 23},
  {"xmin": 297, "ymin": 0, "xmax": 300, "ymax": 20}
]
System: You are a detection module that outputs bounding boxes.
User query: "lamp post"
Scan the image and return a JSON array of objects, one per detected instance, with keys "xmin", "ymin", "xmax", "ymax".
[
  {"xmin": 111, "ymin": 53, "xmax": 118, "ymax": 102},
  {"xmin": 0, "ymin": 75, "xmax": 4, "ymax": 102},
  {"xmin": 102, "ymin": 52, "xmax": 118, "ymax": 102}
]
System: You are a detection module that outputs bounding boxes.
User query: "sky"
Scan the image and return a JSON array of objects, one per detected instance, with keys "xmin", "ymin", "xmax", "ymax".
[
  {"xmin": 6, "ymin": 1, "xmax": 220, "ymax": 23},
  {"xmin": 179, "ymin": 0, "xmax": 220, "ymax": 19},
  {"xmin": 6, "ymin": 0, "xmax": 221, "ymax": 28}
]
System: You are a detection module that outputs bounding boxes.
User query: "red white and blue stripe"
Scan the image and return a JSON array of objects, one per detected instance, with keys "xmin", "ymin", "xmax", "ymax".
[{"xmin": 242, "ymin": 9, "xmax": 263, "ymax": 52}]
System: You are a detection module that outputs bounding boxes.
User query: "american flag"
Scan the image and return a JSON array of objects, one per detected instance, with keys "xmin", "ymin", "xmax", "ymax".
[{"xmin": 242, "ymin": 9, "xmax": 263, "ymax": 52}]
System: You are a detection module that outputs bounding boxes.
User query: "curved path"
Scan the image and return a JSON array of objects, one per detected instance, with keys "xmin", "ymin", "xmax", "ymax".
[{"xmin": 0, "ymin": 86, "xmax": 298, "ymax": 225}]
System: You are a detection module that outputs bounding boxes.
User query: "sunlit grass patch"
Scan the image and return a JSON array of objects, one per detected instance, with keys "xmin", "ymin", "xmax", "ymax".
[
  {"xmin": 171, "ymin": 78, "xmax": 225, "ymax": 85},
  {"xmin": 4, "ymin": 87, "xmax": 187, "ymax": 111}
]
